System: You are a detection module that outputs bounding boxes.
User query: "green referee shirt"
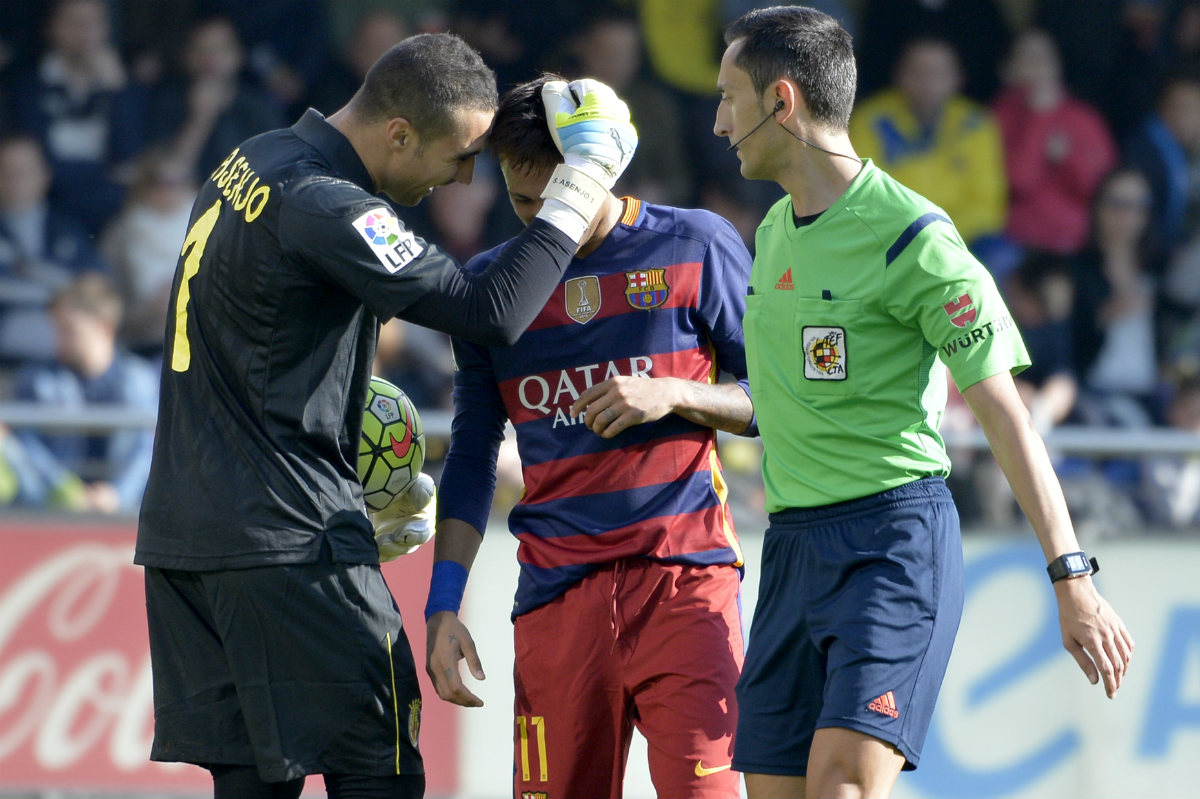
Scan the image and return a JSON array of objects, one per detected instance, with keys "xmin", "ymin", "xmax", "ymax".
[{"xmin": 745, "ymin": 160, "xmax": 1030, "ymax": 511}]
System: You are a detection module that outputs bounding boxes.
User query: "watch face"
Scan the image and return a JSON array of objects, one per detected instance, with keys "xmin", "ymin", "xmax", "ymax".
[{"xmin": 1065, "ymin": 553, "xmax": 1089, "ymax": 573}]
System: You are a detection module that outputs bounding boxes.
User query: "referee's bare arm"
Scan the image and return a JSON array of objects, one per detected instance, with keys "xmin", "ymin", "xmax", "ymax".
[{"xmin": 962, "ymin": 371, "xmax": 1135, "ymax": 698}]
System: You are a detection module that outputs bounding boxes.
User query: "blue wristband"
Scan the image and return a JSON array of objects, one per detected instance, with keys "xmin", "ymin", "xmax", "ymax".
[{"xmin": 424, "ymin": 560, "xmax": 469, "ymax": 622}]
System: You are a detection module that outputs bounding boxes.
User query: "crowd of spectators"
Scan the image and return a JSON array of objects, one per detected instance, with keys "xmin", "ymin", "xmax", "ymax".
[{"xmin": 1, "ymin": 0, "xmax": 1199, "ymax": 531}]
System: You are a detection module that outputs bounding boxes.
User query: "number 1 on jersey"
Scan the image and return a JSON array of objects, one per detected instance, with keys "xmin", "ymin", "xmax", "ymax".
[
  {"xmin": 517, "ymin": 714, "xmax": 548, "ymax": 782},
  {"xmin": 171, "ymin": 200, "xmax": 221, "ymax": 372}
]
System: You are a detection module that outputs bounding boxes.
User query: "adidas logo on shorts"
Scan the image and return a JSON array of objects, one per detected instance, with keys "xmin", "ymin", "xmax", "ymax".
[{"xmin": 868, "ymin": 690, "xmax": 900, "ymax": 719}]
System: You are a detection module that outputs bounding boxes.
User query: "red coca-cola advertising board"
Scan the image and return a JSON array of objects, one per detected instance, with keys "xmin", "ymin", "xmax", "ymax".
[{"xmin": 0, "ymin": 518, "xmax": 456, "ymax": 796}]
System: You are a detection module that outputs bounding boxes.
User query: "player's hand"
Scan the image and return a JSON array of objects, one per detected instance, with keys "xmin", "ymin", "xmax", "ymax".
[
  {"xmin": 426, "ymin": 610, "xmax": 485, "ymax": 707},
  {"xmin": 542, "ymin": 78, "xmax": 638, "ymax": 190},
  {"xmin": 370, "ymin": 473, "xmax": 436, "ymax": 561},
  {"xmin": 1054, "ymin": 575, "xmax": 1134, "ymax": 698},
  {"xmin": 570, "ymin": 376, "xmax": 678, "ymax": 438}
]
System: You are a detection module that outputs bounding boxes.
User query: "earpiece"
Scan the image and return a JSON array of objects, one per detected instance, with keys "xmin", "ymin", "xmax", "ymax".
[
  {"xmin": 729, "ymin": 97, "xmax": 858, "ymax": 163},
  {"xmin": 727, "ymin": 100, "xmax": 788, "ymax": 152}
]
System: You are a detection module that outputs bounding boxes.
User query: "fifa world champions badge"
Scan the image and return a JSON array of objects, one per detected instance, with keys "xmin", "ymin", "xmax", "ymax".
[
  {"xmin": 566, "ymin": 275, "xmax": 601, "ymax": 324},
  {"xmin": 803, "ymin": 326, "xmax": 847, "ymax": 380}
]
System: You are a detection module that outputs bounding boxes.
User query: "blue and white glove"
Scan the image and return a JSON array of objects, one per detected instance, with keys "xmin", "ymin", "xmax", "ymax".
[
  {"xmin": 536, "ymin": 78, "xmax": 638, "ymax": 241},
  {"xmin": 370, "ymin": 472, "xmax": 436, "ymax": 561}
]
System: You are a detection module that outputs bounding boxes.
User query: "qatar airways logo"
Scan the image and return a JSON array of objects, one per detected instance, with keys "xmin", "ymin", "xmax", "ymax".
[
  {"xmin": 517, "ymin": 356, "xmax": 653, "ymax": 428},
  {"xmin": 0, "ymin": 541, "xmax": 176, "ymax": 782}
]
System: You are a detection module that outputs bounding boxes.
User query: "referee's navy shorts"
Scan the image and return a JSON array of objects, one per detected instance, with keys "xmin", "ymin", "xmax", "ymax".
[
  {"xmin": 144, "ymin": 556, "xmax": 424, "ymax": 783},
  {"xmin": 733, "ymin": 476, "xmax": 964, "ymax": 775}
]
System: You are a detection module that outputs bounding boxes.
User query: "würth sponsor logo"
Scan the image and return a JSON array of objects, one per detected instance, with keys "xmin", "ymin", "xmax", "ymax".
[
  {"xmin": 941, "ymin": 314, "xmax": 1016, "ymax": 358},
  {"xmin": 868, "ymin": 690, "xmax": 900, "ymax": 719},
  {"xmin": 943, "ymin": 292, "xmax": 977, "ymax": 328},
  {"xmin": 775, "ymin": 268, "xmax": 795, "ymax": 291}
]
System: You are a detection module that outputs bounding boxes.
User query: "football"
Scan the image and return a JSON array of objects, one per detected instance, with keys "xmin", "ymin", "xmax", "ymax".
[{"xmin": 358, "ymin": 376, "xmax": 425, "ymax": 511}]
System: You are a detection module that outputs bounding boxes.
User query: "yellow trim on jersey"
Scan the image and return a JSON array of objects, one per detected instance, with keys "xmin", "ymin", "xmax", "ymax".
[
  {"xmin": 386, "ymin": 632, "xmax": 400, "ymax": 774},
  {"xmin": 710, "ymin": 449, "xmax": 744, "ymax": 566},
  {"xmin": 702, "ymin": 340, "xmax": 742, "ymax": 564},
  {"xmin": 619, "ymin": 196, "xmax": 641, "ymax": 226}
]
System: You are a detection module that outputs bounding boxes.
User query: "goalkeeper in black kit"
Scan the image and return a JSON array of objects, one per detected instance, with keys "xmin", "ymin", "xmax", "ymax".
[{"xmin": 133, "ymin": 33, "xmax": 637, "ymax": 799}]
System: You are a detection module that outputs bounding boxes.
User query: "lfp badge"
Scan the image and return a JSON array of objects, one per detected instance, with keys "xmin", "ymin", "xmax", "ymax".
[{"xmin": 624, "ymin": 269, "xmax": 669, "ymax": 310}]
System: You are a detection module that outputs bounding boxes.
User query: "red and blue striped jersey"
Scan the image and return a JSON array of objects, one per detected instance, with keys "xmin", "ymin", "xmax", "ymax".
[{"xmin": 439, "ymin": 198, "xmax": 754, "ymax": 618}]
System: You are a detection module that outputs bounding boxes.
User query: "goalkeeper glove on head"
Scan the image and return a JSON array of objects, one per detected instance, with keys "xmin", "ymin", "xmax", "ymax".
[{"xmin": 535, "ymin": 78, "xmax": 639, "ymax": 240}]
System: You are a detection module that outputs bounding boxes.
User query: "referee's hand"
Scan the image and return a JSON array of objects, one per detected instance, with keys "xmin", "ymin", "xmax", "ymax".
[
  {"xmin": 1055, "ymin": 575, "xmax": 1135, "ymax": 698},
  {"xmin": 426, "ymin": 611, "xmax": 486, "ymax": 707}
]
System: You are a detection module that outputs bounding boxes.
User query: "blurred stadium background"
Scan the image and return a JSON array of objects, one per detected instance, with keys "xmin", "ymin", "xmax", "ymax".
[{"xmin": 3, "ymin": 0, "xmax": 1200, "ymax": 796}]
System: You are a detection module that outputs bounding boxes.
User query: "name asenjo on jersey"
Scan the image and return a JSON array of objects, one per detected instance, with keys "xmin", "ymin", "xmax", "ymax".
[
  {"xmin": 518, "ymin": 357, "xmax": 653, "ymax": 428},
  {"xmin": 208, "ymin": 148, "xmax": 271, "ymax": 223},
  {"xmin": 941, "ymin": 313, "xmax": 1016, "ymax": 358}
]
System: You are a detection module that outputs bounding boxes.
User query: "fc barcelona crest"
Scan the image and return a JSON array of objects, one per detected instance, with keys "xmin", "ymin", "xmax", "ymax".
[
  {"xmin": 625, "ymin": 269, "xmax": 669, "ymax": 310},
  {"xmin": 565, "ymin": 275, "xmax": 601, "ymax": 324}
]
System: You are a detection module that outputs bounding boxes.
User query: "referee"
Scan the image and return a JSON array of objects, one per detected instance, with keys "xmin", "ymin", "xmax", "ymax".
[
  {"xmin": 134, "ymin": 33, "xmax": 635, "ymax": 799},
  {"xmin": 714, "ymin": 7, "xmax": 1133, "ymax": 799}
]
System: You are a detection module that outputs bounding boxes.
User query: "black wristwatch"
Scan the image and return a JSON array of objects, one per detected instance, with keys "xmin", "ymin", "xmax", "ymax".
[{"xmin": 1046, "ymin": 551, "xmax": 1099, "ymax": 583}]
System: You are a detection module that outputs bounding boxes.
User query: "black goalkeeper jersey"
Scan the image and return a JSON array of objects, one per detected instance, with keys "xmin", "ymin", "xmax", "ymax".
[{"xmin": 135, "ymin": 109, "xmax": 575, "ymax": 570}]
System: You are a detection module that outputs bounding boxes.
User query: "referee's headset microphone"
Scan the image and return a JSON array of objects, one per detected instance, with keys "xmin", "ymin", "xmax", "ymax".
[
  {"xmin": 727, "ymin": 98, "xmax": 860, "ymax": 163},
  {"xmin": 726, "ymin": 100, "xmax": 786, "ymax": 152}
]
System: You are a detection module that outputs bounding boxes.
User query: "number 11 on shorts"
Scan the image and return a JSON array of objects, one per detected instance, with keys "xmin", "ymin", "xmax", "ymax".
[{"xmin": 516, "ymin": 715, "xmax": 548, "ymax": 782}]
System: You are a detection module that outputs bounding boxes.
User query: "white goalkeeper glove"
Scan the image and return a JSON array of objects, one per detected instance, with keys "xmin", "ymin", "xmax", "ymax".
[
  {"xmin": 536, "ymin": 78, "xmax": 638, "ymax": 240},
  {"xmin": 370, "ymin": 472, "xmax": 436, "ymax": 561}
]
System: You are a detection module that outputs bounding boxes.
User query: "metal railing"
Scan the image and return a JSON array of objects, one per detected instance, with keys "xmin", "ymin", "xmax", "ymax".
[{"xmin": 3, "ymin": 402, "xmax": 1199, "ymax": 456}]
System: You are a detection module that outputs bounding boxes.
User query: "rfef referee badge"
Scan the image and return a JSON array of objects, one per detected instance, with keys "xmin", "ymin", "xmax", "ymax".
[
  {"xmin": 407, "ymin": 698, "xmax": 421, "ymax": 748},
  {"xmin": 625, "ymin": 268, "xmax": 669, "ymax": 309},
  {"xmin": 802, "ymin": 326, "xmax": 847, "ymax": 380},
  {"xmin": 352, "ymin": 208, "xmax": 424, "ymax": 273},
  {"xmin": 566, "ymin": 275, "xmax": 601, "ymax": 324}
]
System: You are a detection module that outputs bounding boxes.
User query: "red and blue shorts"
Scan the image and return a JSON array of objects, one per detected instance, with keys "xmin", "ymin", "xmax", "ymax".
[{"xmin": 512, "ymin": 559, "xmax": 743, "ymax": 798}]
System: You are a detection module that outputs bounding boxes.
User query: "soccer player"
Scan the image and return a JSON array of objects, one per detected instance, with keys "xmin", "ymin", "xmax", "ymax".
[
  {"xmin": 134, "ymin": 35, "xmax": 635, "ymax": 799},
  {"xmin": 424, "ymin": 75, "xmax": 755, "ymax": 799},
  {"xmin": 712, "ymin": 7, "xmax": 1134, "ymax": 799}
]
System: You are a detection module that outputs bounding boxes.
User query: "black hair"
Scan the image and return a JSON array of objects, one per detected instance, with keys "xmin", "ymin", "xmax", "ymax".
[
  {"xmin": 489, "ymin": 72, "xmax": 564, "ymax": 175},
  {"xmin": 724, "ymin": 5, "xmax": 856, "ymax": 129},
  {"xmin": 352, "ymin": 32, "xmax": 497, "ymax": 139}
]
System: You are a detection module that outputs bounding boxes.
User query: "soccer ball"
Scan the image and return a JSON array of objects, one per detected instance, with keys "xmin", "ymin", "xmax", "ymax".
[{"xmin": 358, "ymin": 376, "xmax": 425, "ymax": 511}]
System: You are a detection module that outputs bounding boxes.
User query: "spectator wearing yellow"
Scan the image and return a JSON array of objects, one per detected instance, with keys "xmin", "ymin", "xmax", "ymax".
[{"xmin": 850, "ymin": 35, "xmax": 1007, "ymax": 258}]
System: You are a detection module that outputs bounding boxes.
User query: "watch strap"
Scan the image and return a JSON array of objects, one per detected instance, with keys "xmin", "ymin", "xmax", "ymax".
[{"xmin": 1046, "ymin": 551, "xmax": 1099, "ymax": 582}]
